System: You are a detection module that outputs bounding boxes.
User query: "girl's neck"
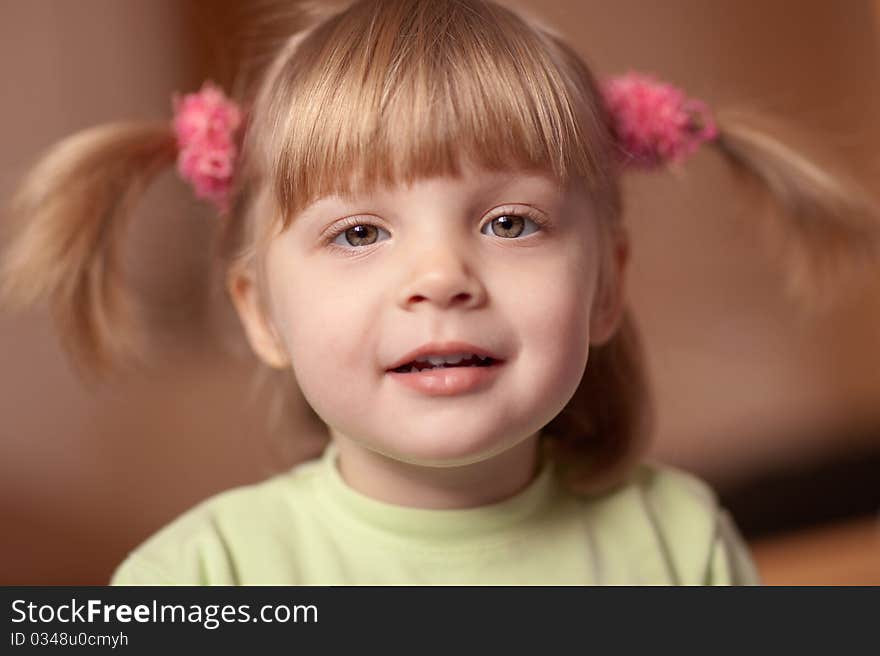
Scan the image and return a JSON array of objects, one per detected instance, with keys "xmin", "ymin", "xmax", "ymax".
[{"xmin": 329, "ymin": 431, "xmax": 542, "ymax": 509}]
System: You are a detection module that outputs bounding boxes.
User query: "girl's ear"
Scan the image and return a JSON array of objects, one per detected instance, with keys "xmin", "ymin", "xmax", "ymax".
[
  {"xmin": 227, "ymin": 268, "xmax": 291, "ymax": 369},
  {"xmin": 589, "ymin": 224, "xmax": 630, "ymax": 346}
]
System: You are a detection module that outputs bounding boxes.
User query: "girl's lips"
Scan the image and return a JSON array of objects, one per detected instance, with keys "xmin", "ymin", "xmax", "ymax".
[
  {"xmin": 386, "ymin": 361, "xmax": 504, "ymax": 396},
  {"xmin": 385, "ymin": 341, "xmax": 502, "ymax": 371}
]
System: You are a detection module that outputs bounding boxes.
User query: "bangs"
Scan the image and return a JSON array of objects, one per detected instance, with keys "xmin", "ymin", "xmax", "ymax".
[{"xmin": 249, "ymin": 0, "xmax": 612, "ymax": 226}]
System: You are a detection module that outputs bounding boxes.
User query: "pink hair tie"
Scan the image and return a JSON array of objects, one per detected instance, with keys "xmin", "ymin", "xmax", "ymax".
[
  {"xmin": 602, "ymin": 72, "xmax": 718, "ymax": 170},
  {"xmin": 171, "ymin": 81, "xmax": 243, "ymax": 213}
]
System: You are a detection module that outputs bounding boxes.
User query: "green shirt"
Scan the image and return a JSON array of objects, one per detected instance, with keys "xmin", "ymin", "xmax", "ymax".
[{"xmin": 111, "ymin": 444, "xmax": 760, "ymax": 585}]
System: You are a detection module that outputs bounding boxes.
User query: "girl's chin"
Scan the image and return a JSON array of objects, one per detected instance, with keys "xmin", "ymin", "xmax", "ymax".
[{"xmin": 374, "ymin": 439, "xmax": 516, "ymax": 468}]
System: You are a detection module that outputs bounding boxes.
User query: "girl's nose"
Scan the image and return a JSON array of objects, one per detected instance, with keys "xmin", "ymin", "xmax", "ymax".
[{"xmin": 396, "ymin": 245, "xmax": 486, "ymax": 311}]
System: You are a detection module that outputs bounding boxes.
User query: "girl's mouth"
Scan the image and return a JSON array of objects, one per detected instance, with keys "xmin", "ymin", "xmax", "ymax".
[
  {"xmin": 390, "ymin": 355, "xmax": 497, "ymax": 374},
  {"xmin": 386, "ymin": 356, "xmax": 504, "ymax": 396}
]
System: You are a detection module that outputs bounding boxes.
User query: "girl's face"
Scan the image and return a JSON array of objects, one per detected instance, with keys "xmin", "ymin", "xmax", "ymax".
[{"xmin": 235, "ymin": 160, "xmax": 626, "ymax": 467}]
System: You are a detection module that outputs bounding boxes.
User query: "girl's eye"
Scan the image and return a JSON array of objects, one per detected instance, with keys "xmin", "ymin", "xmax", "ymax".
[
  {"xmin": 330, "ymin": 223, "xmax": 390, "ymax": 248},
  {"xmin": 327, "ymin": 210, "xmax": 545, "ymax": 252},
  {"xmin": 480, "ymin": 214, "xmax": 542, "ymax": 239}
]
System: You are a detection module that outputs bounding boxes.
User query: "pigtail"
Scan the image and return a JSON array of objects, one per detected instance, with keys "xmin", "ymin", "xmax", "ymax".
[
  {"xmin": 604, "ymin": 73, "xmax": 880, "ymax": 311},
  {"xmin": 0, "ymin": 122, "xmax": 177, "ymax": 379},
  {"xmin": 712, "ymin": 112, "xmax": 880, "ymax": 311}
]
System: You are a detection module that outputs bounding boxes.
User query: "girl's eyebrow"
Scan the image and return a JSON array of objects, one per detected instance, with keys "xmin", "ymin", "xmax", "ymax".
[
  {"xmin": 293, "ymin": 195, "xmax": 352, "ymax": 229},
  {"xmin": 296, "ymin": 171, "xmax": 562, "ymax": 227}
]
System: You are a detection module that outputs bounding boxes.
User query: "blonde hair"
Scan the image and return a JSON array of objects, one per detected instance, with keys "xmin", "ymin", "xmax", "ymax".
[{"xmin": 2, "ymin": 0, "xmax": 878, "ymax": 495}]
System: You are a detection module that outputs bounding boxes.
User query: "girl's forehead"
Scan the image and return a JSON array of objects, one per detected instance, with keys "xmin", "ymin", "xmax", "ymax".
[{"xmin": 307, "ymin": 164, "xmax": 569, "ymax": 209}]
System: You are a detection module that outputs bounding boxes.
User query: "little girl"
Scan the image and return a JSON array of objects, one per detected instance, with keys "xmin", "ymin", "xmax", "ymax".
[{"xmin": 3, "ymin": 0, "xmax": 878, "ymax": 585}]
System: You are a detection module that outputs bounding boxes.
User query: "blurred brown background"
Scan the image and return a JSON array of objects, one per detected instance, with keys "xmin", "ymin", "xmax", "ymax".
[{"xmin": 1, "ymin": 0, "xmax": 879, "ymax": 585}]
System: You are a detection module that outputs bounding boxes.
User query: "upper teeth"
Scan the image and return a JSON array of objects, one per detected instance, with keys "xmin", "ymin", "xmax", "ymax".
[{"xmin": 419, "ymin": 353, "xmax": 489, "ymax": 366}]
